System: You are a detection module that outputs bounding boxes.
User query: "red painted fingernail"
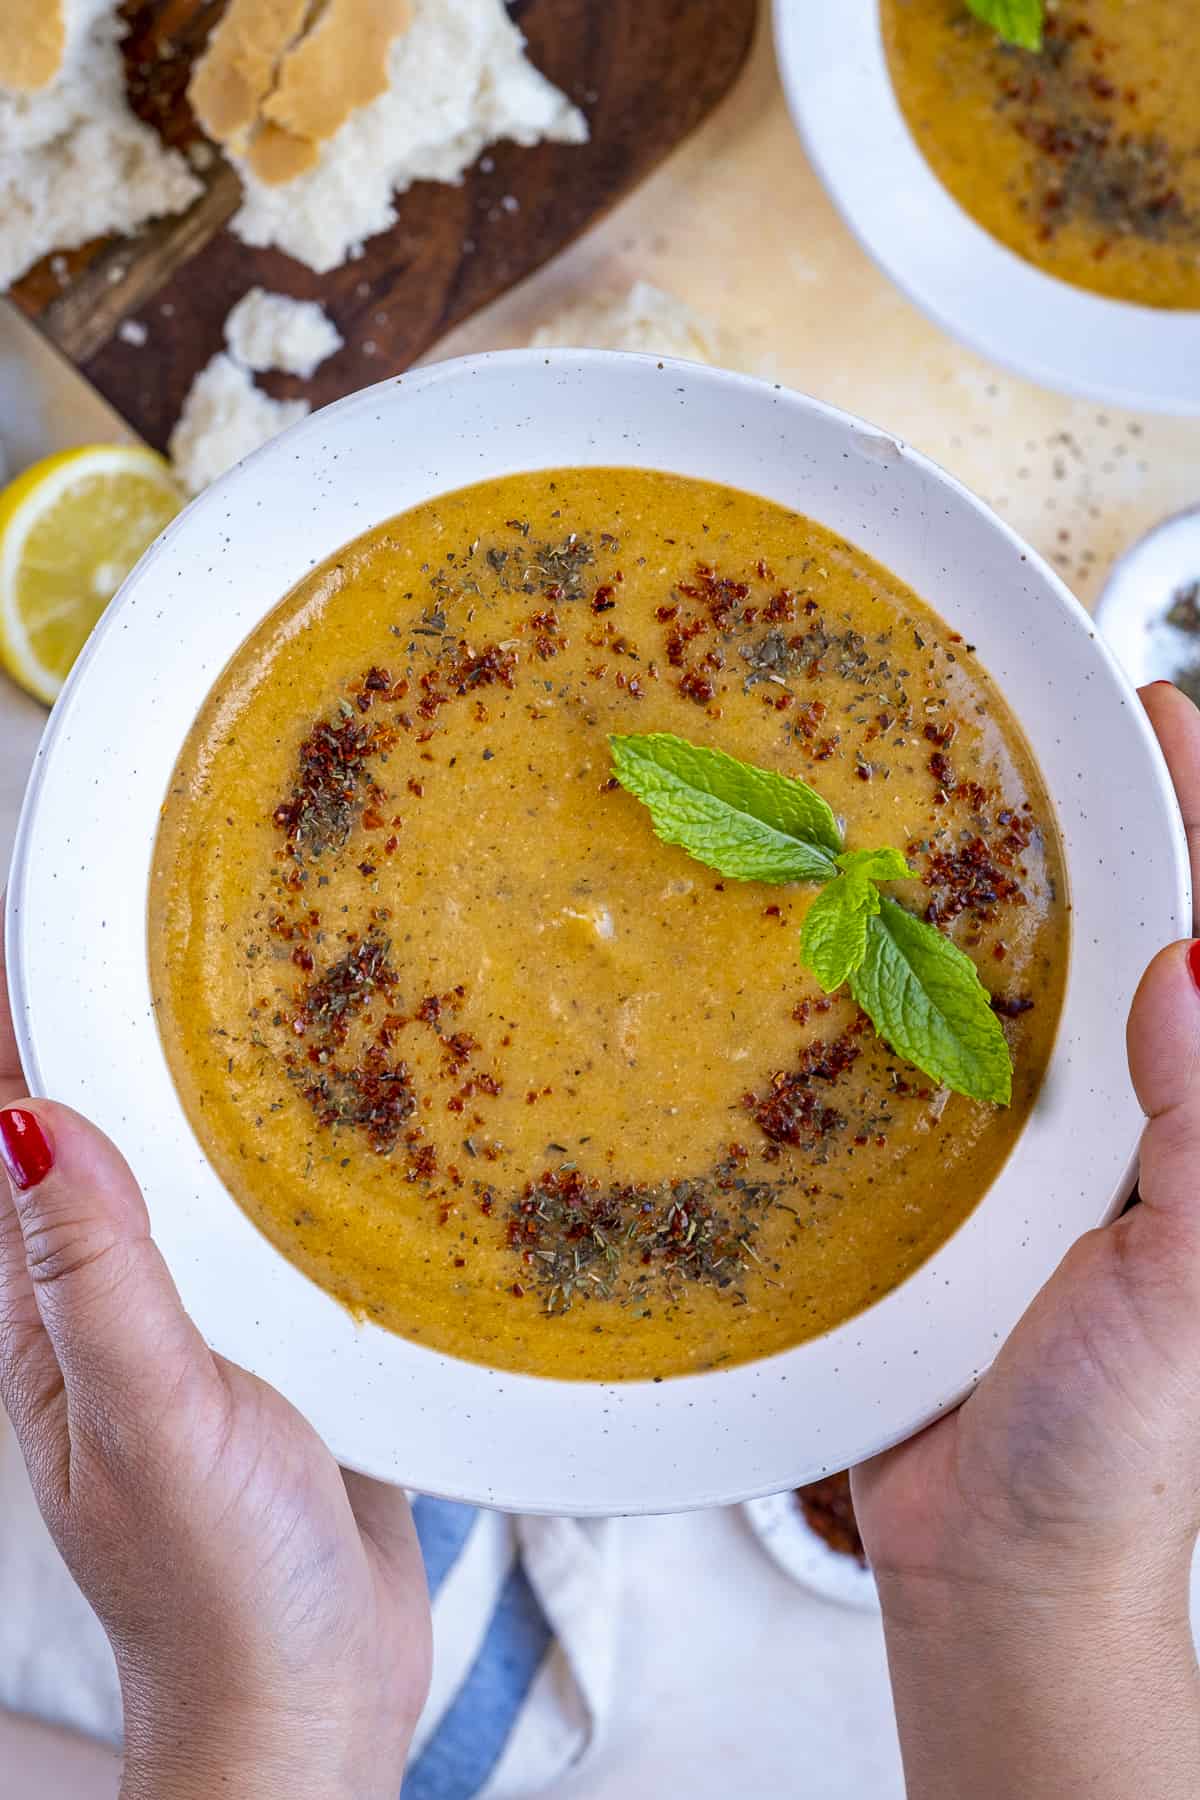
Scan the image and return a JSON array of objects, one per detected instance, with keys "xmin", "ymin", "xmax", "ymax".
[
  {"xmin": 1188, "ymin": 942, "xmax": 1200, "ymax": 995},
  {"xmin": 1147, "ymin": 680, "xmax": 1176, "ymax": 690},
  {"xmin": 0, "ymin": 1108, "xmax": 53, "ymax": 1191}
]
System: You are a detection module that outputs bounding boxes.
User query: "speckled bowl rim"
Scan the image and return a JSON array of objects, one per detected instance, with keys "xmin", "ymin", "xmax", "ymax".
[
  {"xmin": 773, "ymin": 1, "xmax": 1200, "ymax": 414},
  {"xmin": 6, "ymin": 350, "xmax": 1190, "ymax": 1513}
]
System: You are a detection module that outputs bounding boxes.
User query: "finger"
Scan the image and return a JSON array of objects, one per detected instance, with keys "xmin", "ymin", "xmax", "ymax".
[
  {"xmin": 0, "ymin": 893, "xmax": 27, "ymax": 1105},
  {"xmin": 1140, "ymin": 683, "xmax": 1200, "ymax": 932},
  {"xmin": 1126, "ymin": 941, "xmax": 1200, "ymax": 1232},
  {"xmin": 0, "ymin": 1101, "xmax": 217, "ymax": 1455},
  {"xmin": 342, "ymin": 1468, "xmax": 425, "ymax": 1582},
  {"xmin": 0, "ymin": 1113, "xmax": 65, "ymax": 1476}
]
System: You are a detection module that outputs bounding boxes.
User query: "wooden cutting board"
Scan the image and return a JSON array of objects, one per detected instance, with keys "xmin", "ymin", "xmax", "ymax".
[{"xmin": 8, "ymin": 0, "xmax": 758, "ymax": 452}]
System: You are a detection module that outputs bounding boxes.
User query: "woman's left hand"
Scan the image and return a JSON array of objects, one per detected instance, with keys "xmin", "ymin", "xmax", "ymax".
[{"xmin": 0, "ymin": 934, "xmax": 432, "ymax": 1800}]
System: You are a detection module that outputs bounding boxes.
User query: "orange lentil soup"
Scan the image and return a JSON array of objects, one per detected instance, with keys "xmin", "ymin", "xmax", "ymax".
[
  {"xmin": 882, "ymin": 0, "xmax": 1200, "ymax": 309},
  {"xmin": 150, "ymin": 469, "xmax": 1068, "ymax": 1382}
]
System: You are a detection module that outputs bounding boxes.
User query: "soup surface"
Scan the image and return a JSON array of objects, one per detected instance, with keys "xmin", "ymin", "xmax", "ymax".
[
  {"xmin": 151, "ymin": 469, "xmax": 1068, "ymax": 1381},
  {"xmin": 882, "ymin": 0, "xmax": 1200, "ymax": 309}
]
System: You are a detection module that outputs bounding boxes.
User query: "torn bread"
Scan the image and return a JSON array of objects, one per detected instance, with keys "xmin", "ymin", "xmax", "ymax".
[
  {"xmin": 0, "ymin": 0, "xmax": 200, "ymax": 290},
  {"xmin": 0, "ymin": 0, "xmax": 67, "ymax": 94},
  {"xmin": 190, "ymin": 0, "xmax": 586, "ymax": 274}
]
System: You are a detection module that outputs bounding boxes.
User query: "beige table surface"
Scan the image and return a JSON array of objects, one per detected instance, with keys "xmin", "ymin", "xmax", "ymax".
[{"xmin": 1, "ymin": 17, "xmax": 1199, "ymax": 1799}]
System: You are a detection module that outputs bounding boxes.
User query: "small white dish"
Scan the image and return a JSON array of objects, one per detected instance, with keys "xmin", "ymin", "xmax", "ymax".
[
  {"xmin": 744, "ymin": 1490, "xmax": 879, "ymax": 1612},
  {"xmin": 1093, "ymin": 507, "xmax": 1200, "ymax": 689},
  {"xmin": 6, "ymin": 350, "xmax": 1190, "ymax": 1513},
  {"xmin": 773, "ymin": 1, "xmax": 1200, "ymax": 413}
]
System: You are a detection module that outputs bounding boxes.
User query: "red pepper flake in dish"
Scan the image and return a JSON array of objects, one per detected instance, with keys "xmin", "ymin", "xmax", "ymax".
[{"xmin": 796, "ymin": 1472, "xmax": 867, "ymax": 1566}]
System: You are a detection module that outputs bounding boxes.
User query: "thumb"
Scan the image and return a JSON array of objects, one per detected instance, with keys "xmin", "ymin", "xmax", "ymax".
[
  {"xmin": 1127, "ymin": 942, "xmax": 1200, "ymax": 1233},
  {"xmin": 0, "ymin": 1100, "xmax": 214, "ymax": 1465}
]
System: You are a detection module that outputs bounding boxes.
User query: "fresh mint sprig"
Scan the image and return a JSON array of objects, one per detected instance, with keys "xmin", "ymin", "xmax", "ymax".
[
  {"xmin": 966, "ymin": 0, "xmax": 1043, "ymax": 53},
  {"xmin": 609, "ymin": 732, "xmax": 1013, "ymax": 1107},
  {"xmin": 608, "ymin": 732, "xmax": 840, "ymax": 884}
]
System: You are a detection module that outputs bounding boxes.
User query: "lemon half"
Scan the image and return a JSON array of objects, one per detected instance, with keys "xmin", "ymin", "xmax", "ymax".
[{"xmin": 0, "ymin": 444, "xmax": 182, "ymax": 706}]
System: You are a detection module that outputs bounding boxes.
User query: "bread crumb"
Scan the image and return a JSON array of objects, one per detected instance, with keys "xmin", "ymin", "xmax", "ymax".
[
  {"xmin": 0, "ymin": 0, "xmax": 201, "ymax": 291},
  {"xmin": 224, "ymin": 287, "xmax": 343, "ymax": 377},
  {"xmin": 529, "ymin": 282, "xmax": 731, "ymax": 366},
  {"xmin": 168, "ymin": 352, "xmax": 308, "ymax": 496},
  {"xmin": 117, "ymin": 318, "xmax": 148, "ymax": 346},
  {"xmin": 226, "ymin": 0, "xmax": 586, "ymax": 273}
]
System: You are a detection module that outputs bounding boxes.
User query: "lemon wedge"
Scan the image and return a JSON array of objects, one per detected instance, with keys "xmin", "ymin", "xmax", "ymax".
[{"xmin": 0, "ymin": 444, "xmax": 183, "ymax": 706}]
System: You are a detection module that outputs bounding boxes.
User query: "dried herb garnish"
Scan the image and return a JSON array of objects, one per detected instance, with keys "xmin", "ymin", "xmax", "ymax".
[
  {"xmin": 1166, "ymin": 583, "xmax": 1200, "ymax": 707},
  {"xmin": 296, "ymin": 1049, "xmax": 416, "ymax": 1154},
  {"xmin": 274, "ymin": 714, "xmax": 396, "ymax": 859},
  {"xmin": 528, "ymin": 534, "xmax": 595, "ymax": 602},
  {"xmin": 293, "ymin": 932, "xmax": 397, "ymax": 1044},
  {"xmin": 1167, "ymin": 582, "xmax": 1200, "ymax": 635},
  {"xmin": 993, "ymin": 14, "xmax": 1195, "ymax": 249},
  {"xmin": 508, "ymin": 1154, "xmax": 783, "ymax": 1314}
]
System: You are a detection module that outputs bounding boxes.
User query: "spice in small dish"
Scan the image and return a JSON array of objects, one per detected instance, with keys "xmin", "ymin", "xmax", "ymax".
[{"xmin": 796, "ymin": 1472, "xmax": 866, "ymax": 1566}]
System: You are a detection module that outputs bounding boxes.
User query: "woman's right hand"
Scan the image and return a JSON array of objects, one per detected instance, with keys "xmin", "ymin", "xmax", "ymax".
[{"xmin": 0, "ymin": 938, "xmax": 432, "ymax": 1799}]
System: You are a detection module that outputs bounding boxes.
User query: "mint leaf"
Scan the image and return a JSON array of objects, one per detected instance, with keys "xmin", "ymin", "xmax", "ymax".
[
  {"xmin": 800, "ymin": 848, "xmax": 915, "ymax": 994},
  {"xmin": 966, "ymin": 0, "xmax": 1043, "ymax": 51},
  {"xmin": 609, "ymin": 733, "xmax": 842, "ymax": 884},
  {"xmin": 801, "ymin": 882, "xmax": 877, "ymax": 994},
  {"xmin": 849, "ymin": 896, "xmax": 1012, "ymax": 1105},
  {"xmin": 835, "ymin": 847, "xmax": 913, "ymax": 889}
]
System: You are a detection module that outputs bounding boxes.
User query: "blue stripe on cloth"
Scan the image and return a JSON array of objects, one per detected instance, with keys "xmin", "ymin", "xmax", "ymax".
[
  {"xmin": 413, "ymin": 1497, "xmax": 479, "ymax": 1600},
  {"xmin": 401, "ymin": 1555, "xmax": 554, "ymax": 1800}
]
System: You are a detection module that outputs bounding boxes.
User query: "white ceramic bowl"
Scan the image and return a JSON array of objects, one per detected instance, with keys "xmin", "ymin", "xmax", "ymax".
[
  {"xmin": 6, "ymin": 351, "xmax": 1190, "ymax": 1513},
  {"xmin": 773, "ymin": 1, "xmax": 1200, "ymax": 413}
]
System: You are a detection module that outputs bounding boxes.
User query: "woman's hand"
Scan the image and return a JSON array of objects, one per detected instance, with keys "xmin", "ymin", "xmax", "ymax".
[
  {"xmin": 854, "ymin": 681, "xmax": 1200, "ymax": 1799},
  {"xmin": 0, "ymin": 945, "xmax": 431, "ymax": 1798}
]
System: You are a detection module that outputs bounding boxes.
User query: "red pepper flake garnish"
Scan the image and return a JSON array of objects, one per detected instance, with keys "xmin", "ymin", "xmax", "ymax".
[
  {"xmin": 990, "ymin": 993, "xmax": 1035, "ymax": 1019},
  {"xmin": 292, "ymin": 931, "xmax": 397, "ymax": 1047},
  {"xmin": 743, "ymin": 1029, "xmax": 862, "ymax": 1148},
  {"xmin": 296, "ymin": 1042, "xmax": 416, "ymax": 1154},
  {"xmin": 273, "ymin": 713, "xmax": 397, "ymax": 860},
  {"xmin": 679, "ymin": 669, "xmax": 715, "ymax": 705}
]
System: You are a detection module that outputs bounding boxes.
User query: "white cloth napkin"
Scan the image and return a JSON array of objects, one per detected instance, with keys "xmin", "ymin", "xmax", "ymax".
[{"xmin": 0, "ymin": 1415, "xmax": 617, "ymax": 1797}]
